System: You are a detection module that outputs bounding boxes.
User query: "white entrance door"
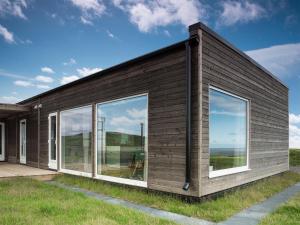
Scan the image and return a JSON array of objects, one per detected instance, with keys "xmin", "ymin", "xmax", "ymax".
[
  {"xmin": 0, "ymin": 123, "xmax": 5, "ymax": 161},
  {"xmin": 48, "ymin": 113, "xmax": 57, "ymax": 170},
  {"xmin": 19, "ymin": 119, "xmax": 26, "ymax": 164}
]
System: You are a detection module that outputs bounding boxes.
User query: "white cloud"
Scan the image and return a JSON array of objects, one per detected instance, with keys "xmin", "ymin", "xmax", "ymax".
[
  {"xmin": 14, "ymin": 80, "xmax": 33, "ymax": 87},
  {"xmin": 210, "ymin": 110, "xmax": 245, "ymax": 117},
  {"xmin": 113, "ymin": 0, "xmax": 205, "ymax": 32},
  {"xmin": 110, "ymin": 116, "xmax": 143, "ymax": 127},
  {"xmin": 106, "ymin": 30, "xmax": 115, "ymax": 38},
  {"xmin": 63, "ymin": 58, "xmax": 77, "ymax": 66},
  {"xmin": 20, "ymin": 39, "xmax": 32, "ymax": 44},
  {"xmin": 41, "ymin": 67, "xmax": 55, "ymax": 74},
  {"xmin": 35, "ymin": 75, "xmax": 54, "ymax": 83},
  {"xmin": 77, "ymin": 67, "xmax": 102, "ymax": 77},
  {"xmin": 0, "ymin": 96, "xmax": 21, "ymax": 104},
  {"xmin": 290, "ymin": 114, "xmax": 300, "ymax": 125},
  {"xmin": 218, "ymin": 1, "xmax": 265, "ymax": 26},
  {"xmin": 245, "ymin": 43, "xmax": 300, "ymax": 78},
  {"xmin": 127, "ymin": 108, "xmax": 146, "ymax": 119},
  {"xmin": 0, "ymin": 69, "xmax": 28, "ymax": 79},
  {"xmin": 70, "ymin": 0, "xmax": 106, "ymax": 24},
  {"xmin": 289, "ymin": 114, "xmax": 300, "ymax": 148},
  {"xmin": 0, "ymin": 24, "xmax": 15, "ymax": 43},
  {"xmin": 163, "ymin": 30, "xmax": 171, "ymax": 37},
  {"xmin": 0, "ymin": 0, "xmax": 28, "ymax": 20},
  {"xmin": 60, "ymin": 75, "xmax": 79, "ymax": 85},
  {"xmin": 80, "ymin": 16, "xmax": 93, "ymax": 25},
  {"xmin": 36, "ymin": 84, "xmax": 50, "ymax": 89}
]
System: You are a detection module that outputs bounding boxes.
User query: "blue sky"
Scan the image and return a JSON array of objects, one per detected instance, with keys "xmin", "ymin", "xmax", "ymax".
[
  {"xmin": 209, "ymin": 89, "xmax": 247, "ymax": 150},
  {"xmin": 0, "ymin": 0, "xmax": 299, "ymax": 147}
]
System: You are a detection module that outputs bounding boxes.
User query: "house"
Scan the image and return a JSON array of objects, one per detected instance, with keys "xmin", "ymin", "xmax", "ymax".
[{"xmin": 0, "ymin": 22, "xmax": 289, "ymax": 197}]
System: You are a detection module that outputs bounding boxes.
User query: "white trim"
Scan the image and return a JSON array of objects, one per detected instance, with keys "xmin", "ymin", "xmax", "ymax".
[
  {"xmin": 95, "ymin": 93, "xmax": 148, "ymax": 187},
  {"xmin": 209, "ymin": 166, "xmax": 250, "ymax": 178},
  {"xmin": 59, "ymin": 105, "xmax": 93, "ymax": 176},
  {"xmin": 48, "ymin": 112, "xmax": 58, "ymax": 170},
  {"xmin": 209, "ymin": 86, "xmax": 249, "ymax": 102},
  {"xmin": 19, "ymin": 119, "xmax": 26, "ymax": 164},
  {"xmin": 96, "ymin": 174, "xmax": 147, "ymax": 187},
  {"xmin": 0, "ymin": 122, "xmax": 5, "ymax": 161},
  {"xmin": 60, "ymin": 168, "xmax": 92, "ymax": 178},
  {"xmin": 208, "ymin": 86, "xmax": 250, "ymax": 178}
]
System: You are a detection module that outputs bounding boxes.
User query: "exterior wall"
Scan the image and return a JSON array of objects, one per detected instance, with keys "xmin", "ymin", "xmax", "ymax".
[
  {"xmin": 5, "ymin": 107, "xmax": 39, "ymax": 166},
  {"xmin": 198, "ymin": 28, "xmax": 289, "ymax": 196},
  {"xmin": 6, "ymin": 45, "xmax": 200, "ymax": 197},
  {"xmin": 6, "ymin": 117, "xmax": 18, "ymax": 163}
]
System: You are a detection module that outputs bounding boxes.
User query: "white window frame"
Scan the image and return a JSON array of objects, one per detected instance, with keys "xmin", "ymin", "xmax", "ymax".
[
  {"xmin": 208, "ymin": 86, "xmax": 250, "ymax": 178},
  {"xmin": 19, "ymin": 119, "xmax": 27, "ymax": 164},
  {"xmin": 59, "ymin": 105, "xmax": 93, "ymax": 178},
  {"xmin": 95, "ymin": 93, "xmax": 148, "ymax": 188},
  {"xmin": 0, "ymin": 122, "xmax": 5, "ymax": 161},
  {"xmin": 48, "ymin": 112, "xmax": 58, "ymax": 170}
]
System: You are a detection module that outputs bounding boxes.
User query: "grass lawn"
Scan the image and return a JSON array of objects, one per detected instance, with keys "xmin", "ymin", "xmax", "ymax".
[
  {"xmin": 55, "ymin": 171, "xmax": 300, "ymax": 222},
  {"xmin": 259, "ymin": 192, "xmax": 300, "ymax": 225},
  {"xmin": 0, "ymin": 178, "xmax": 175, "ymax": 225},
  {"xmin": 290, "ymin": 149, "xmax": 300, "ymax": 166}
]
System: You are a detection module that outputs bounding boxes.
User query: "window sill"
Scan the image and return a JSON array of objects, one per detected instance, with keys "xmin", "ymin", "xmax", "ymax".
[
  {"xmin": 60, "ymin": 168, "xmax": 93, "ymax": 178},
  {"xmin": 209, "ymin": 166, "xmax": 250, "ymax": 178},
  {"xmin": 95, "ymin": 174, "xmax": 147, "ymax": 188}
]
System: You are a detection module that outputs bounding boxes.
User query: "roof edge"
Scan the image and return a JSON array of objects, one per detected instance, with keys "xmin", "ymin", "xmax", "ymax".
[{"xmin": 189, "ymin": 22, "xmax": 288, "ymax": 89}]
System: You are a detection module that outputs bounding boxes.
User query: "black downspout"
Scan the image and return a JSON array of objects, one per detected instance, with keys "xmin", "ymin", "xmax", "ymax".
[{"xmin": 183, "ymin": 40, "xmax": 192, "ymax": 191}]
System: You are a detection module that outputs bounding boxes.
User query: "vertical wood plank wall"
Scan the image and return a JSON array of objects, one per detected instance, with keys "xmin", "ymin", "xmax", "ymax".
[
  {"xmin": 6, "ymin": 45, "xmax": 200, "ymax": 196},
  {"xmin": 199, "ymin": 28, "xmax": 289, "ymax": 196}
]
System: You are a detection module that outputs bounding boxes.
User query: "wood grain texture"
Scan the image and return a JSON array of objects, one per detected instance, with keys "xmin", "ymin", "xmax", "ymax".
[
  {"xmin": 6, "ymin": 44, "xmax": 200, "ymax": 196},
  {"xmin": 199, "ymin": 29, "xmax": 289, "ymax": 196}
]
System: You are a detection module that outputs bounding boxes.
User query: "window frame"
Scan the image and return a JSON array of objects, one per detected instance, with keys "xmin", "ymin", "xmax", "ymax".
[
  {"xmin": 48, "ymin": 112, "xmax": 58, "ymax": 170},
  {"xmin": 59, "ymin": 105, "xmax": 93, "ymax": 178},
  {"xmin": 95, "ymin": 93, "xmax": 148, "ymax": 187},
  {"xmin": 208, "ymin": 86, "xmax": 250, "ymax": 178}
]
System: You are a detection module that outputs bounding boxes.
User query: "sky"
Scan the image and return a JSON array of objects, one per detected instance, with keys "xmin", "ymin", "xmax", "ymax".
[
  {"xmin": 0, "ymin": 0, "xmax": 299, "ymax": 147},
  {"xmin": 209, "ymin": 88, "xmax": 247, "ymax": 150}
]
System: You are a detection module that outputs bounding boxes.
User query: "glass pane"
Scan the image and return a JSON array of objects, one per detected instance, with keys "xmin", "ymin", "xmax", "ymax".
[
  {"xmin": 97, "ymin": 95, "xmax": 148, "ymax": 181},
  {"xmin": 61, "ymin": 106, "xmax": 92, "ymax": 173},
  {"xmin": 21, "ymin": 122, "xmax": 25, "ymax": 156},
  {"xmin": 50, "ymin": 116, "xmax": 56, "ymax": 160},
  {"xmin": 0, "ymin": 124, "xmax": 2, "ymax": 155},
  {"xmin": 209, "ymin": 88, "xmax": 247, "ymax": 171}
]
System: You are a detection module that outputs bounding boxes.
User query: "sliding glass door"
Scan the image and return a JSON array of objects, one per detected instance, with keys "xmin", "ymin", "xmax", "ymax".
[
  {"xmin": 60, "ymin": 106, "xmax": 92, "ymax": 176},
  {"xmin": 96, "ymin": 94, "xmax": 148, "ymax": 186}
]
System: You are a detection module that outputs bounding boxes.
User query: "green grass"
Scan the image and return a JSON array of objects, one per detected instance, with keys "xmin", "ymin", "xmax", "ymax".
[
  {"xmin": 290, "ymin": 149, "xmax": 300, "ymax": 166},
  {"xmin": 0, "ymin": 178, "xmax": 175, "ymax": 225},
  {"xmin": 210, "ymin": 155, "xmax": 246, "ymax": 170},
  {"xmin": 54, "ymin": 171, "xmax": 300, "ymax": 222},
  {"xmin": 259, "ymin": 192, "xmax": 300, "ymax": 225}
]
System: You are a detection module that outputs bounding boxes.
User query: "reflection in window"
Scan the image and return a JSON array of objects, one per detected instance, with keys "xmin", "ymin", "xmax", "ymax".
[
  {"xmin": 209, "ymin": 88, "xmax": 248, "ymax": 172},
  {"xmin": 97, "ymin": 95, "xmax": 148, "ymax": 181},
  {"xmin": 61, "ymin": 106, "xmax": 92, "ymax": 173}
]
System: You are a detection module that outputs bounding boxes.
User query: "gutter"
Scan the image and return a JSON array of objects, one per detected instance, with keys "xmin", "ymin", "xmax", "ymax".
[{"xmin": 183, "ymin": 39, "xmax": 193, "ymax": 191}]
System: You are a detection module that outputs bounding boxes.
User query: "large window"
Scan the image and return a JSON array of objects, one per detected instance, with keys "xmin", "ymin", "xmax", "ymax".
[
  {"xmin": 209, "ymin": 87, "xmax": 249, "ymax": 177},
  {"xmin": 60, "ymin": 106, "xmax": 92, "ymax": 175},
  {"xmin": 96, "ymin": 95, "xmax": 148, "ymax": 185}
]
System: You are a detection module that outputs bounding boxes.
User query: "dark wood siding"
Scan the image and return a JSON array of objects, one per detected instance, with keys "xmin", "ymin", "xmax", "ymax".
[
  {"xmin": 199, "ymin": 29, "xmax": 289, "ymax": 196},
  {"xmin": 6, "ymin": 45, "xmax": 200, "ymax": 196},
  {"xmin": 6, "ymin": 118, "xmax": 18, "ymax": 163}
]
